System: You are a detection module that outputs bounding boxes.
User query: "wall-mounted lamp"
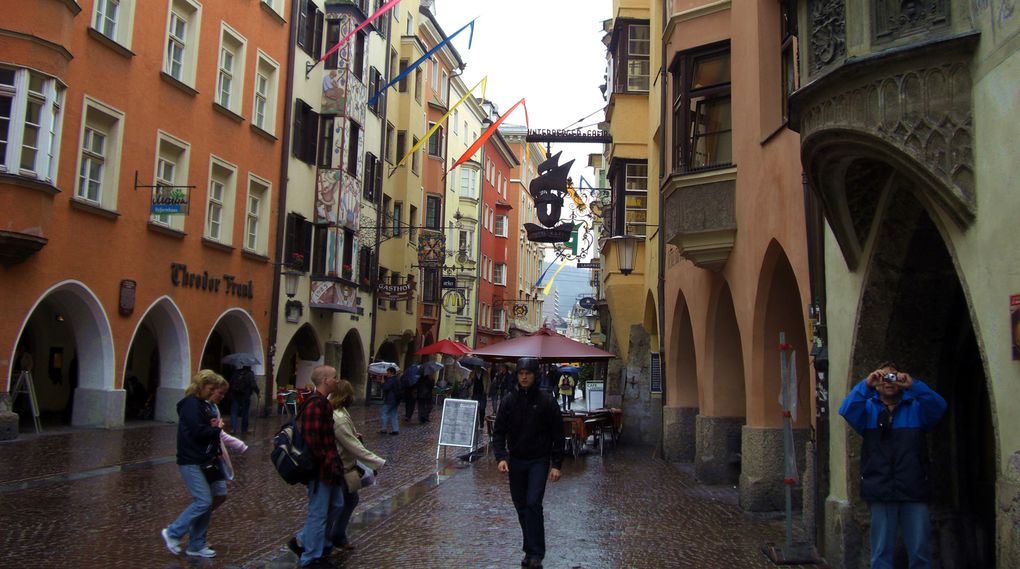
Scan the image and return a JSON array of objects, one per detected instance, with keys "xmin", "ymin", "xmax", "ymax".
[
  {"xmin": 283, "ymin": 270, "xmax": 301, "ymax": 298},
  {"xmin": 610, "ymin": 235, "xmax": 640, "ymax": 275}
]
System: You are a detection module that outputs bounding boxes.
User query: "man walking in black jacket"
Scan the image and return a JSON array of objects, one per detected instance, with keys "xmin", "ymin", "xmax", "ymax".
[{"xmin": 492, "ymin": 357, "xmax": 564, "ymax": 569}]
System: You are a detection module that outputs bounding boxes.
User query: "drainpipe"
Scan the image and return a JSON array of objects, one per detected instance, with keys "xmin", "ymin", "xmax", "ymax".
[
  {"xmin": 265, "ymin": 0, "xmax": 300, "ymax": 416},
  {"xmin": 654, "ymin": 0, "xmax": 669, "ymax": 458},
  {"xmin": 368, "ymin": 29, "xmax": 393, "ymax": 380}
]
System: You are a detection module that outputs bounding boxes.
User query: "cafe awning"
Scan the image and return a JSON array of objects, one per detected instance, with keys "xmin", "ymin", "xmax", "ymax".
[{"xmin": 469, "ymin": 327, "xmax": 616, "ymax": 362}]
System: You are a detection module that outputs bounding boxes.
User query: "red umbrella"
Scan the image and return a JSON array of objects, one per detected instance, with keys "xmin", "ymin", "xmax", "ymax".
[
  {"xmin": 469, "ymin": 327, "xmax": 616, "ymax": 362},
  {"xmin": 417, "ymin": 339, "xmax": 472, "ymax": 356}
]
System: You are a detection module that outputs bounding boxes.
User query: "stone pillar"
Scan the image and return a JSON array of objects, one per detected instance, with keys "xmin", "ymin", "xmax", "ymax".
[
  {"xmin": 155, "ymin": 386, "xmax": 187, "ymax": 422},
  {"xmin": 694, "ymin": 415, "xmax": 744, "ymax": 484},
  {"xmin": 71, "ymin": 388, "xmax": 126, "ymax": 427},
  {"xmin": 739, "ymin": 425, "xmax": 809, "ymax": 511},
  {"xmin": 0, "ymin": 392, "xmax": 18, "ymax": 441},
  {"xmin": 663, "ymin": 405, "xmax": 697, "ymax": 462},
  {"xmin": 998, "ymin": 451, "xmax": 1020, "ymax": 569},
  {"xmin": 824, "ymin": 497, "xmax": 863, "ymax": 569}
]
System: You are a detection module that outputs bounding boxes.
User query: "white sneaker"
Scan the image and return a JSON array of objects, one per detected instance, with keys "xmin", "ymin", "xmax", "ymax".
[
  {"xmin": 160, "ymin": 528, "xmax": 181, "ymax": 555},
  {"xmin": 186, "ymin": 547, "xmax": 217, "ymax": 558}
]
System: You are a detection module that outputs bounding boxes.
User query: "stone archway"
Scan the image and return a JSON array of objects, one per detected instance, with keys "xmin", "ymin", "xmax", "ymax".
[
  {"xmin": 9, "ymin": 281, "xmax": 117, "ymax": 427},
  {"xmin": 696, "ymin": 282, "xmax": 746, "ymax": 485},
  {"xmin": 200, "ymin": 308, "xmax": 264, "ymax": 377},
  {"xmin": 125, "ymin": 296, "xmax": 190, "ymax": 423},
  {"xmin": 278, "ymin": 324, "xmax": 322, "ymax": 390},
  {"xmin": 339, "ymin": 329, "xmax": 366, "ymax": 400},
  {"xmin": 664, "ymin": 289, "xmax": 697, "ymax": 462},
  {"xmin": 741, "ymin": 241, "xmax": 811, "ymax": 511},
  {"xmin": 840, "ymin": 179, "xmax": 995, "ymax": 568}
]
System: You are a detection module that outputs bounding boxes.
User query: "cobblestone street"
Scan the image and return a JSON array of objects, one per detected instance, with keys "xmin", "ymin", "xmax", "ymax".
[{"xmin": 0, "ymin": 405, "xmax": 826, "ymax": 569}]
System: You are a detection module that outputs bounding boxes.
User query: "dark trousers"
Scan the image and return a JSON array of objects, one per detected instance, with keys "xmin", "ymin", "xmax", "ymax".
[
  {"xmin": 417, "ymin": 397, "xmax": 432, "ymax": 421},
  {"xmin": 231, "ymin": 394, "xmax": 252, "ymax": 433},
  {"xmin": 328, "ymin": 487, "xmax": 360, "ymax": 547},
  {"xmin": 403, "ymin": 388, "xmax": 416, "ymax": 419},
  {"xmin": 508, "ymin": 457, "xmax": 550, "ymax": 561}
]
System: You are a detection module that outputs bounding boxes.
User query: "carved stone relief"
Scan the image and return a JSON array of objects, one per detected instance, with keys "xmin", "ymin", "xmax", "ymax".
[
  {"xmin": 808, "ymin": 0, "xmax": 847, "ymax": 76},
  {"xmin": 799, "ymin": 61, "xmax": 975, "ymax": 220},
  {"xmin": 873, "ymin": 0, "xmax": 951, "ymax": 44}
]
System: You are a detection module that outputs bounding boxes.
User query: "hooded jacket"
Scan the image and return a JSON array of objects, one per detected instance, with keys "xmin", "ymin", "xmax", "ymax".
[
  {"xmin": 176, "ymin": 395, "xmax": 222, "ymax": 465},
  {"xmin": 838, "ymin": 378, "xmax": 947, "ymax": 502},
  {"xmin": 492, "ymin": 384, "xmax": 565, "ymax": 469}
]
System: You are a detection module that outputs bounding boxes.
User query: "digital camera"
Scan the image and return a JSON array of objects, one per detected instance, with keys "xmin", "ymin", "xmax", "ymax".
[{"xmin": 882, "ymin": 373, "xmax": 898, "ymax": 383}]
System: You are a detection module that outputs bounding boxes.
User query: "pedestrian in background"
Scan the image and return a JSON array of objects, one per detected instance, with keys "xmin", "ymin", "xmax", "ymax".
[
  {"xmin": 492, "ymin": 357, "xmax": 564, "ymax": 569},
  {"xmin": 557, "ymin": 371, "xmax": 575, "ymax": 412},
  {"xmin": 289, "ymin": 365, "xmax": 346, "ymax": 567},
  {"xmin": 208, "ymin": 383, "xmax": 248, "ymax": 489},
  {"xmin": 401, "ymin": 363, "xmax": 420, "ymax": 422},
  {"xmin": 229, "ymin": 365, "xmax": 259, "ymax": 434},
  {"xmin": 490, "ymin": 364, "xmax": 510, "ymax": 414},
  {"xmin": 417, "ymin": 372, "xmax": 435, "ymax": 422},
  {"xmin": 470, "ymin": 366, "xmax": 488, "ymax": 429},
  {"xmin": 380, "ymin": 366, "xmax": 401, "ymax": 435},
  {"xmin": 328, "ymin": 379, "xmax": 386, "ymax": 551},
  {"xmin": 839, "ymin": 362, "xmax": 947, "ymax": 569},
  {"xmin": 160, "ymin": 370, "xmax": 228, "ymax": 559}
]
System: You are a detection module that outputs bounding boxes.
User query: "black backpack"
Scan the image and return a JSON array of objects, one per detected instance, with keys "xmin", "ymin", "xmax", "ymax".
[{"xmin": 270, "ymin": 401, "xmax": 316, "ymax": 485}]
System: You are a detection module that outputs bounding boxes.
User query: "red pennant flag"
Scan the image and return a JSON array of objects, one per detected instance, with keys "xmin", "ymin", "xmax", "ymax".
[{"xmin": 449, "ymin": 98, "xmax": 528, "ymax": 174}]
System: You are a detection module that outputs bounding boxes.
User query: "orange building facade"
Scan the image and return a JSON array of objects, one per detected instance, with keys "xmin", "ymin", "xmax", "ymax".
[{"xmin": 0, "ymin": 0, "xmax": 288, "ymax": 429}]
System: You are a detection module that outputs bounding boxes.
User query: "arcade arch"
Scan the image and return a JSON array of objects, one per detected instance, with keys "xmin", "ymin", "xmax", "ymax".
[{"xmin": 124, "ymin": 296, "xmax": 190, "ymax": 422}]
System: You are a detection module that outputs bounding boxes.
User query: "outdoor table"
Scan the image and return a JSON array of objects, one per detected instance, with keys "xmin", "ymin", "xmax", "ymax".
[{"xmin": 562, "ymin": 412, "xmax": 588, "ymax": 457}]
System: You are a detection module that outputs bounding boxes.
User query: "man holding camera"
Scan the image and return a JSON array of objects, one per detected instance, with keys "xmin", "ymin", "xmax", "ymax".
[{"xmin": 839, "ymin": 362, "xmax": 947, "ymax": 569}]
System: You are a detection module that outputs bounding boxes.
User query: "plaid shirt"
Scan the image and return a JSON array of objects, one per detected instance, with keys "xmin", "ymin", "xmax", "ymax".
[{"xmin": 298, "ymin": 392, "xmax": 345, "ymax": 486}]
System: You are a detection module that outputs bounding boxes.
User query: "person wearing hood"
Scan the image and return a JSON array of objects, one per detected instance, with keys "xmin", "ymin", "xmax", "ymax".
[
  {"xmin": 160, "ymin": 370, "xmax": 228, "ymax": 559},
  {"xmin": 492, "ymin": 357, "xmax": 565, "ymax": 569}
]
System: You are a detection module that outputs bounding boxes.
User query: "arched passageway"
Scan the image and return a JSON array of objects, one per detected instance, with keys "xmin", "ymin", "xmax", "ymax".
[
  {"xmin": 9, "ymin": 281, "xmax": 116, "ymax": 427},
  {"xmin": 664, "ymin": 290, "xmax": 697, "ymax": 462},
  {"xmin": 277, "ymin": 324, "xmax": 322, "ymax": 390},
  {"xmin": 124, "ymin": 296, "xmax": 190, "ymax": 422},
  {"xmin": 339, "ymin": 329, "xmax": 366, "ymax": 400}
]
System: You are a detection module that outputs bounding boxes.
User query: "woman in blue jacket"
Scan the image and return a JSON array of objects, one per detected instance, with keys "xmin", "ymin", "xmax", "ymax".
[
  {"xmin": 839, "ymin": 362, "xmax": 947, "ymax": 569},
  {"xmin": 160, "ymin": 370, "xmax": 228, "ymax": 559}
]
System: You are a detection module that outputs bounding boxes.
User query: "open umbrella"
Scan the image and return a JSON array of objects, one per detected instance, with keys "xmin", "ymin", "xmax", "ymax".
[
  {"xmin": 417, "ymin": 339, "xmax": 472, "ymax": 357},
  {"xmin": 558, "ymin": 365, "xmax": 581, "ymax": 374},
  {"xmin": 368, "ymin": 361, "xmax": 400, "ymax": 376},
  {"xmin": 459, "ymin": 356, "xmax": 486, "ymax": 367},
  {"xmin": 221, "ymin": 352, "xmax": 261, "ymax": 366},
  {"xmin": 422, "ymin": 362, "xmax": 444, "ymax": 376}
]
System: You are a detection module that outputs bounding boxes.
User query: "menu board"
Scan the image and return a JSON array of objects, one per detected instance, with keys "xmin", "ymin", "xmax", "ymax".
[{"xmin": 437, "ymin": 398, "xmax": 479, "ymax": 454}]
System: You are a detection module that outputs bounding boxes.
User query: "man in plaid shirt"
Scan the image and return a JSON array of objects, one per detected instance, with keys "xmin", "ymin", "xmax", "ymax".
[{"xmin": 289, "ymin": 365, "xmax": 345, "ymax": 567}]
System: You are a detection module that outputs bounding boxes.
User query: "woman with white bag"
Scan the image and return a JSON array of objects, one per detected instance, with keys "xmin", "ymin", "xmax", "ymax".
[{"xmin": 328, "ymin": 379, "xmax": 386, "ymax": 551}]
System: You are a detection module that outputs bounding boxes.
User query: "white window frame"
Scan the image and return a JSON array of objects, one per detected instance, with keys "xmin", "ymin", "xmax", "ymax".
[
  {"xmin": 151, "ymin": 131, "xmax": 190, "ymax": 230},
  {"xmin": 458, "ymin": 229, "xmax": 473, "ymax": 258},
  {"xmin": 245, "ymin": 173, "xmax": 271, "ymax": 254},
  {"xmin": 494, "ymin": 214, "xmax": 508, "ymax": 237},
  {"xmin": 216, "ymin": 23, "xmax": 247, "ymax": 115},
  {"xmin": 163, "ymin": 0, "xmax": 202, "ymax": 87},
  {"xmin": 0, "ymin": 67, "xmax": 65, "ymax": 183},
  {"xmin": 440, "ymin": 70, "xmax": 448, "ymax": 103},
  {"xmin": 206, "ymin": 156, "xmax": 237, "ymax": 244},
  {"xmin": 74, "ymin": 96, "xmax": 125, "ymax": 210},
  {"xmin": 261, "ymin": 0, "xmax": 285, "ymax": 18},
  {"xmin": 494, "ymin": 262, "xmax": 506, "ymax": 286},
  {"xmin": 494, "ymin": 307, "xmax": 506, "ymax": 331},
  {"xmin": 430, "ymin": 57, "xmax": 438, "ymax": 91},
  {"xmin": 249, "ymin": 49, "xmax": 277, "ymax": 133},
  {"xmin": 92, "ymin": 0, "xmax": 136, "ymax": 49},
  {"xmin": 626, "ymin": 24, "xmax": 650, "ymax": 92}
]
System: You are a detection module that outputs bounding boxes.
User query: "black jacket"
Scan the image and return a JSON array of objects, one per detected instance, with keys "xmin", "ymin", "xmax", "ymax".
[
  {"xmin": 492, "ymin": 385, "xmax": 564, "ymax": 469},
  {"xmin": 175, "ymin": 395, "xmax": 222, "ymax": 465}
]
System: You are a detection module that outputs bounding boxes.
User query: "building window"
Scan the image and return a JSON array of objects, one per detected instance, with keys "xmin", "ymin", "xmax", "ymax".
[
  {"xmin": 780, "ymin": 0, "xmax": 799, "ymax": 124},
  {"xmin": 164, "ymin": 0, "xmax": 202, "ymax": 86},
  {"xmin": 494, "ymin": 263, "xmax": 506, "ymax": 286},
  {"xmin": 459, "ymin": 167, "xmax": 478, "ymax": 199},
  {"xmin": 423, "ymin": 268, "xmax": 440, "ymax": 303},
  {"xmin": 206, "ymin": 157, "xmax": 236, "ymax": 243},
  {"xmin": 297, "ymin": 0, "xmax": 323, "ymax": 60},
  {"xmin": 425, "ymin": 195, "xmax": 441, "ymax": 230},
  {"xmin": 398, "ymin": 59, "xmax": 408, "ymax": 93},
  {"xmin": 216, "ymin": 24, "xmax": 247, "ymax": 114},
  {"xmin": 285, "ymin": 212, "xmax": 313, "ymax": 271},
  {"xmin": 363, "ymin": 153, "xmax": 378, "ymax": 200},
  {"xmin": 381, "ymin": 195, "xmax": 392, "ymax": 237},
  {"xmin": 389, "ymin": 272, "xmax": 400, "ymax": 309},
  {"xmin": 494, "ymin": 214, "xmax": 507, "ymax": 237},
  {"xmin": 408, "ymin": 205, "xmax": 417, "ymax": 242},
  {"xmin": 346, "ymin": 119, "xmax": 360, "ymax": 176},
  {"xmin": 458, "ymin": 229, "xmax": 473, "ymax": 258},
  {"xmin": 430, "ymin": 58, "xmax": 439, "ymax": 91},
  {"xmin": 396, "ymin": 130, "xmax": 406, "ymax": 164},
  {"xmin": 385, "ymin": 122, "xmax": 395, "ymax": 164},
  {"xmin": 262, "ymin": 0, "xmax": 284, "ymax": 18},
  {"xmin": 151, "ymin": 131, "xmax": 189, "ymax": 230},
  {"xmin": 624, "ymin": 163, "xmax": 647, "ymax": 236},
  {"xmin": 393, "ymin": 201, "xmax": 402, "ymax": 237},
  {"xmin": 427, "ymin": 123, "xmax": 444, "ymax": 158},
  {"xmin": 0, "ymin": 67, "xmax": 65, "ymax": 182},
  {"xmin": 414, "ymin": 68, "xmax": 423, "ymax": 103},
  {"xmin": 440, "ymin": 70, "xmax": 448, "ymax": 103},
  {"xmin": 324, "ymin": 20, "xmax": 342, "ymax": 70},
  {"xmin": 93, "ymin": 0, "xmax": 135, "ymax": 48},
  {"xmin": 368, "ymin": 67, "xmax": 383, "ymax": 115},
  {"xmin": 253, "ymin": 52, "xmax": 279, "ymax": 134},
  {"xmin": 377, "ymin": 266, "xmax": 388, "ymax": 309},
  {"xmin": 73, "ymin": 97, "xmax": 123, "ymax": 210},
  {"xmin": 293, "ymin": 99, "xmax": 318, "ymax": 165},
  {"xmin": 453, "ymin": 109, "xmax": 459, "ymax": 134},
  {"xmin": 494, "ymin": 307, "xmax": 506, "ymax": 331},
  {"xmin": 245, "ymin": 175, "xmax": 270, "ymax": 254},
  {"xmin": 671, "ymin": 44, "xmax": 732, "ymax": 173},
  {"xmin": 318, "ymin": 116, "xmax": 335, "ymax": 168},
  {"xmin": 411, "ymin": 136, "xmax": 420, "ymax": 173},
  {"xmin": 625, "ymin": 24, "xmax": 650, "ymax": 92}
]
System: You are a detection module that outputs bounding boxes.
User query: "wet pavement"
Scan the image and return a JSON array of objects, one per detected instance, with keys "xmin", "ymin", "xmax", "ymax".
[{"xmin": 0, "ymin": 403, "xmax": 828, "ymax": 569}]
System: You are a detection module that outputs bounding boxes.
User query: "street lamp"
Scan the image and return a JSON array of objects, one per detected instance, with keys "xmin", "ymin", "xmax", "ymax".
[
  {"xmin": 612, "ymin": 235, "xmax": 640, "ymax": 275},
  {"xmin": 283, "ymin": 270, "xmax": 300, "ymax": 298}
]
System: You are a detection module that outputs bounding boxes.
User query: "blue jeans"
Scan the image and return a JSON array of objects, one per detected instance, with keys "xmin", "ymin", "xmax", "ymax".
[
  {"xmin": 508, "ymin": 457, "xmax": 550, "ymax": 561},
  {"xmin": 380, "ymin": 403, "xmax": 399, "ymax": 433},
  {"xmin": 167, "ymin": 464, "xmax": 227, "ymax": 553},
  {"xmin": 230, "ymin": 394, "xmax": 251, "ymax": 433},
  {"xmin": 328, "ymin": 488, "xmax": 360, "ymax": 546},
  {"xmin": 298, "ymin": 478, "xmax": 344, "ymax": 565},
  {"xmin": 870, "ymin": 502, "xmax": 931, "ymax": 569}
]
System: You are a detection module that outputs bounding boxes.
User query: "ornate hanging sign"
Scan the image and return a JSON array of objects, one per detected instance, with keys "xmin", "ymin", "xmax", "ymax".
[
  {"xmin": 524, "ymin": 152, "xmax": 576, "ymax": 243},
  {"xmin": 417, "ymin": 233, "xmax": 447, "ymax": 266}
]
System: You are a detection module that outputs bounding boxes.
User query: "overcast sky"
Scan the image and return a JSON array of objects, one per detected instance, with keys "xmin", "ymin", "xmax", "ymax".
[{"xmin": 433, "ymin": 0, "xmax": 612, "ymax": 263}]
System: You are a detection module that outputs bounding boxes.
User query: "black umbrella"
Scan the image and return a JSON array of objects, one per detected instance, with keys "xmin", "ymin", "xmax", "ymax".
[
  {"xmin": 221, "ymin": 352, "xmax": 261, "ymax": 366},
  {"xmin": 459, "ymin": 356, "xmax": 486, "ymax": 367}
]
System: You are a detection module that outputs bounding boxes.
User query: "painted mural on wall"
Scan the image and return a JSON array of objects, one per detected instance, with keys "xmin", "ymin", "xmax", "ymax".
[
  {"xmin": 316, "ymin": 169, "xmax": 361, "ymax": 230},
  {"xmin": 310, "ymin": 279, "xmax": 358, "ymax": 314}
]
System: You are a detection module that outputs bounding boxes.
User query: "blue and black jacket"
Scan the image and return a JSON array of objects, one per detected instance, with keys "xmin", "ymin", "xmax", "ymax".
[
  {"xmin": 175, "ymin": 395, "xmax": 222, "ymax": 466},
  {"xmin": 838, "ymin": 378, "xmax": 947, "ymax": 502}
]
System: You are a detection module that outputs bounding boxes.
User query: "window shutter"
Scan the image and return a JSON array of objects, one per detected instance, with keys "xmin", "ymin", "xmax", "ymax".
[
  {"xmin": 299, "ymin": 216, "xmax": 313, "ymax": 271},
  {"xmin": 304, "ymin": 108, "xmax": 319, "ymax": 164},
  {"xmin": 313, "ymin": 10, "xmax": 324, "ymax": 60},
  {"xmin": 293, "ymin": 100, "xmax": 306, "ymax": 159},
  {"xmin": 284, "ymin": 212, "xmax": 297, "ymax": 259}
]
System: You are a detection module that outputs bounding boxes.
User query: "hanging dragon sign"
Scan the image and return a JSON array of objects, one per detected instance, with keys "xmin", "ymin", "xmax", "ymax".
[{"xmin": 524, "ymin": 152, "xmax": 575, "ymax": 243}]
